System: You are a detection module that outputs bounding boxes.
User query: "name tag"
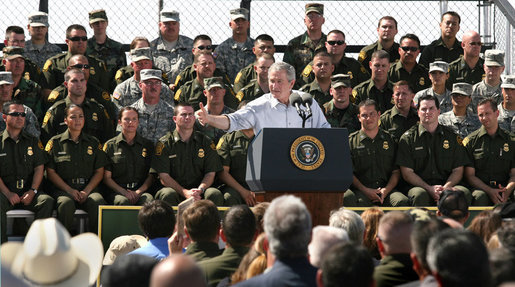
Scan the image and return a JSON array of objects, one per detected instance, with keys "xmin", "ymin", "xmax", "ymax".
[
  {"xmin": 474, "ymin": 148, "xmax": 483, "ymax": 152},
  {"xmin": 0, "ymin": 153, "xmax": 6, "ymax": 157},
  {"xmin": 169, "ymin": 154, "xmax": 177, "ymax": 159},
  {"xmin": 415, "ymin": 146, "xmax": 424, "ymax": 151},
  {"xmin": 114, "ymin": 152, "xmax": 122, "ymax": 155},
  {"xmin": 355, "ymin": 145, "xmax": 365, "ymax": 150},
  {"xmin": 233, "ymin": 145, "xmax": 241, "ymax": 148},
  {"xmin": 59, "ymin": 122, "xmax": 66, "ymax": 126},
  {"xmin": 58, "ymin": 152, "xmax": 67, "ymax": 155}
]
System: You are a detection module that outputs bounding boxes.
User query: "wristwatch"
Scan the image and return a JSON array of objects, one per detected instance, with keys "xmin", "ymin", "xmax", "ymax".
[
  {"xmin": 199, "ymin": 187, "xmax": 206, "ymax": 193},
  {"xmin": 29, "ymin": 188, "xmax": 38, "ymax": 194}
]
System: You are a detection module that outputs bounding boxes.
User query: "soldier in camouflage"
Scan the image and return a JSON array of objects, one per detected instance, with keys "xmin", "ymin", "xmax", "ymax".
[
  {"xmin": 447, "ymin": 30, "xmax": 484, "ymax": 89},
  {"xmin": 300, "ymin": 51, "xmax": 334, "ymax": 108},
  {"xmin": 471, "ymin": 50, "xmax": 505, "ymax": 111},
  {"xmin": 113, "ymin": 47, "xmax": 174, "ymax": 113},
  {"xmin": 113, "ymin": 37, "xmax": 150, "ymax": 86},
  {"xmin": 24, "ymin": 12, "xmax": 62, "ymax": 69},
  {"xmin": 359, "ymin": 16, "xmax": 400, "ymax": 75},
  {"xmin": 283, "ymin": 3, "xmax": 326, "ymax": 80},
  {"xmin": 233, "ymin": 34, "xmax": 275, "ymax": 92},
  {"xmin": 323, "ymin": 74, "xmax": 360, "ymax": 132},
  {"xmin": 129, "ymin": 69, "xmax": 175, "ymax": 143},
  {"xmin": 498, "ymin": 75, "xmax": 515, "ymax": 132},
  {"xmin": 151, "ymin": 10, "xmax": 193, "ymax": 85},
  {"xmin": 86, "ymin": 9, "xmax": 127, "ymax": 90},
  {"xmin": 214, "ymin": 8, "xmax": 255, "ymax": 82},
  {"xmin": 236, "ymin": 53, "xmax": 274, "ymax": 102},
  {"xmin": 438, "ymin": 83, "xmax": 481, "ymax": 138},
  {"xmin": 414, "ymin": 61, "xmax": 453, "ymax": 113}
]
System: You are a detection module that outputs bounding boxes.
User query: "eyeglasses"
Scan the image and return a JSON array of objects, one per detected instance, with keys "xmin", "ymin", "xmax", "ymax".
[
  {"xmin": 7, "ymin": 112, "xmax": 26, "ymax": 117},
  {"xmin": 400, "ymin": 46, "xmax": 419, "ymax": 52},
  {"xmin": 69, "ymin": 64, "xmax": 90, "ymax": 69},
  {"xmin": 196, "ymin": 45, "xmax": 213, "ymax": 50},
  {"xmin": 327, "ymin": 40, "xmax": 345, "ymax": 46},
  {"xmin": 67, "ymin": 36, "xmax": 88, "ymax": 42},
  {"xmin": 469, "ymin": 41, "xmax": 482, "ymax": 46}
]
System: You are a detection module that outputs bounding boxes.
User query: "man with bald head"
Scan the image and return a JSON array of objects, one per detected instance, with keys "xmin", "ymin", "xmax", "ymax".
[
  {"xmin": 447, "ymin": 31, "xmax": 485, "ymax": 88},
  {"xmin": 150, "ymin": 255, "xmax": 207, "ymax": 287}
]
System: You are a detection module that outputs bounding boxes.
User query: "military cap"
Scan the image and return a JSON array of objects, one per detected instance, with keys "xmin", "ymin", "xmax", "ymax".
[
  {"xmin": 331, "ymin": 74, "xmax": 351, "ymax": 88},
  {"xmin": 204, "ymin": 77, "xmax": 225, "ymax": 90},
  {"xmin": 484, "ymin": 50, "xmax": 505, "ymax": 67},
  {"xmin": 230, "ymin": 8, "xmax": 249, "ymax": 21},
  {"xmin": 305, "ymin": 3, "xmax": 324, "ymax": 15},
  {"xmin": 501, "ymin": 75, "xmax": 515, "ymax": 89},
  {"xmin": 0, "ymin": 72, "xmax": 14, "ymax": 85},
  {"xmin": 130, "ymin": 47, "xmax": 152, "ymax": 62},
  {"xmin": 2, "ymin": 46, "xmax": 25, "ymax": 60},
  {"xmin": 429, "ymin": 61, "xmax": 449, "ymax": 73},
  {"xmin": 450, "ymin": 83, "xmax": 473, "ymax": 97},
  {"xmin": 28, "ymin": 11, "xmax": 49, "ymax": 27},
  {"xmin": 89, "ymin": 9, "xmax": 108, "ymax": 24},
  {"xmin": 407, "ymin": 208, "xmax": 432, "ymax": 222},
  {"xmin": 160, "ymin": 10, "xmax": 180, "ymax": 22},
  {"xmin": 140, "ymin": 69, "xmax": 162, "ymax": 82}
]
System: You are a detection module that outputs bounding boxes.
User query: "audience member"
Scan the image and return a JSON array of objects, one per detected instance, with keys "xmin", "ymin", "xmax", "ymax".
[
  {"xmin": 150, "ymin": 254, "xmax": 207, "ymax": 287},
  {"xmin": 467, "ymin": 210, "xmax": 502, "ymax": 244},
  {"xmin": 329, "ymin": 207, "xmax": 365, "ymax": 245},
  {"xmin": 183, "ymin": 200, "xmax": 223, "ymax": 261},
  {"xmin": 436, "ymin": 189, "xmax": 470, "ymax": 225},
  {"xmin": 490, "ymin": 248, "xmax": 515, "ymax": 287},
  {"xmin": 308, "ymin": 225, "xmax": 349, "ymax": 267},
  {"xmin": 361, "ymin": 207, "xmax": 384, "ymax": 260},
  {"xmin": 102, "ymin": 254, "xmax": 159, "ymax": 287},
  {"xmin": 103, "ymin": 234, "xmax": 147, "ymax": 265},
  {"xmin": 251, "ymin": 202, "xmax": 270, "ymax": 234},
  {"xmin": 231, "ymin": 233, "xmax": 269, "ymax": 285}
]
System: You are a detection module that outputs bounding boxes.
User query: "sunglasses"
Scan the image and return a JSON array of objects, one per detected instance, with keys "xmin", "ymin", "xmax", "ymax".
[
  {"xmin": 196, "ymin": 45, "xmax": 213, "ymax": 50},
  {"xmin": 70, "ymin": 64, "xmax": 90, "ymax": 69},
  {"xmin": 400, "ymin": 46, "xmax": 419, "ymax": 52},
  {"xmin": 7, "ymin": 112, "xmax": 26, "ymax": 117},
  {"xmin": 67, "ymin": 36, "xmax": 88, "ymax": 42},
  {"xmin": 327, "ymin": 40, "xmax": 345, "ymax": 46}
]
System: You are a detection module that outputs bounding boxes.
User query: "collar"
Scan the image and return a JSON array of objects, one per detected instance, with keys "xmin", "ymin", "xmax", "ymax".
[
  {"xmin": 435, "ymin": 37, "xmax": 461, "ymax": 50},
  {"xmin": 156, "ymin": 34, "xmax": 188, "ymax": 51},
  {"xmin": 114, "ymin": 132, "xmax": 144, "ymax": 145},
  {"xmin": 418, "ymin": 123, "xmax": 444, "ymax": 136},
  {"xmin": 365, "ymin": 79, "xmax": 393, "ymax": 93},
  {"xmin": 59, "ymin": 129, "xmax": 85, "ymax": 143},
  {"xmin": 1, "ymin": 129, "xmax": 29, "ymax": 143}
]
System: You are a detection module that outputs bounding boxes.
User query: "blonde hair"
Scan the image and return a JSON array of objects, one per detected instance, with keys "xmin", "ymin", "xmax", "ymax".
[{"xmin": 231, "ymin": 233, "xmax": 268, "ymax": 284}]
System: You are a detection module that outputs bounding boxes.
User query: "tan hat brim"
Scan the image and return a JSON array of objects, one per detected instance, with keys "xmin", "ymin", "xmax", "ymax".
[
  {"xmin": 89, "ymin": 18, "xmax": 107, "ymax": 24},
  {"xmin": 29, "ymin": 23, "xmax": 48, "ymax": 27},
  {"xmin": 131, "ymin": 56, "xmax": 151, "ymax": 62}
]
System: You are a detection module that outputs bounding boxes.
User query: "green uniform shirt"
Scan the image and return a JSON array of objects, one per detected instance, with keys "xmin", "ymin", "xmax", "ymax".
[
  {"xmin": 419, "ymin": 37, "xmax": 463, "ymax": 68},
  {"xmin": 283, "ymin": 32, "xmax": 327, "ymax": 79},
  {"xmin": 463, "ymin": 125, "xmax": 515, "ymax": 186},
  {"xmin": 45, "ymin": 130, "xmax": 107, "ymax": 189},
  {"xmin": 233, "ymin": 62, "xmax": 257, "ymax": 93},
  {"xmin": 322, "ymin": 100, "xmax": 360, "ymax": 132},
  {"xmin": 152, "ymin": 130, "xmax": 223, "ymax": 189},
  {"xmin": 103, "ymin": 133, "xmax": 154, "ymax": 189},
  {"xmin": 216, "ymin": 130, "xmax": 252, "ymax": 189},
  {"xmin": 349, "ymin": 129, "xmax": 398, "ymax": 188},
  {"xmin": 175, "ymin": 78, "xmax": 239, "ymax": 111},
  {"xmin": 352, "ymin": 79, "xmax": 395, "ymax": 113},
  {"xmin": 299, "ymin": 56, "xmax": 370, "ymax": 88},
  {"xmin": 358, "ymin": 41, "xmax": 400, "ymax": 74},
  {"xmin": 194, "ymin": 106, "xmax": 235, "ymax": 144},
  {"xmin": 198, "ymin": 246, "xmax": 250, "ymax": 286},
  {"xmin": 86, "ymin": 36, "xmax": 127, "ymax": 83},
  {"xmin": 184, "ymin": 241, "xmax": 223, "ymax": 262},
  {"xmin": 13, "ymin": 78, "xmax": 43, "ymax": 121},
  {"xmin": 1, "ymin": 58, "xmax": 48, "ymax": 90},
  {"xmin": 447, "ymin": 56, "xmax": 485, "ymax": 89},
  {"xmin": 379, "ymin": 106, "xmax": 419, "ymax": 142},
  {"xmin": 235, "ymin": 79, "xmax": 266, "ymax": 103},
  {"xmin": 396, "ymin": 124, "xmax": 469, "ymax": 185},
  {"xmin": 175, "ymin": 65, "xmax": 231, "ymax": 92},
  {"xmin": 373, "ymin": 254, "xmax": 419, "ymax": 287},
  {"xmin": 0, "ymin": 130, "xmax": 45, "ymax": 193},
  {"xmin": 300, "ymin": 80, "xmax": 332, "ymax": 108},
  {"xmin": 388, "ymin": 61, "xmax": 430, "ymax": 93}
]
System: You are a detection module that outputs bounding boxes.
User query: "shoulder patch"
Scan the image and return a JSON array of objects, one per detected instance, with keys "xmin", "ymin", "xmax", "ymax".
[
  {"xmin": 360, "ymin": 66, "xmax": 367, "ymax": 74},
  {"xmin": 174, "ymin": 75, "xmax": 182, "ymax": 86},
  {"xmin": 462, "ymin": 136, "xmax": 469, "ymax": 147},
  {"xmin": 103, "ymin": 142, "xmax": 108, "ymax": 151},
  {"xmin": 42, "ymin": 112, "xmax": 51, "ymax": 126},
  {"xmin": 102, "ymin": 91, "xmax": 111, "ymax": 102},
  {"xmin": 302, "ymin": 65, "xmax": 313, "ymax": 77},
  {"xmin": 234, "ymin": 72, "xmax": 242, "ymax": 84},
  {"xmin": 236, "ymin": 91, "xmax": 244, "ymax": 101},
  {"xmin": 358, "ymin": 51, "xmax": 366, "ymax": 62},
  {"xmin": 43, "ymin": 60, "xmax": 52, "ymax": 72},
  {"xmin": 38, "ymin": 140, "xmax": 44, "ymax": 150},
  {"xmin": 44, "ymin": 140, "xmax": 53, "ymax": 152},
  {"xmin": 115, "ymin": 70, "xmax": 123, "ymax": 81},
  {"xmin": 155, "ymin": 141, "xmax": 164, "ymax": 155},
  {"xmin": 210, "ymin": 142, "xmax": 216, "ymax": 150},
  {"xmin": 216, "ymin": 137, "xmax": 224, "ymax": 150},
  {"xmin": 174, "ymin": 89, "xmax": 182, "ymax": 101},
  {"xmin": 48, "ymin": 90, "xmax": 59, "ymax": 102}
]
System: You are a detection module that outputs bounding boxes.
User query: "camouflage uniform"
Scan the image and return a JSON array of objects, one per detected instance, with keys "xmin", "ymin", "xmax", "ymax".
[
  {"xmin": 214, "ymin": 37, "xmax": 255, "ymax": 82},
  {"xmin": 13, "ymin": 78, "xmax": 43, "ymax": 121},
  {"xmin": 447, "ymin": 56, "xmax": 485, "ymax": 89},
  {"xmin": 498, "ymin": 103, "xmax": 515, "ymax": 133},
  {"xmin": 414, "ymin": 88, "xmax": 453, "ymax": 113},
  {"xmin": 300, "ymin": 80, "xmax": 332, "ymax": 109},
  {"xmin": 322, "ymin": 100, "xmax": 360, "ymax": 132},
  {"xmin": 113, "ymin": 65, "xmax": 170, "ymax": 89},
  {"xmin": 283, "ymin": 32, "xmax": 327, "ymax": 79},
  {"xmin": 352, "ymin": 79, "xmax": 395, "ymax": 113},
  {"xmin": 388, "ymin": 61, "xmax": 430, "ymax": 93},
  {"xmin": 150, "ymin": 34, "xmax": 194, "ymax": 84},
  {"xmin": 175, "ymin": 78, "xmax": 239, "ymax": 111},
  {"xmin": 112, "ymin": 77, "xmax": 174, "ymax": 112},
  {"xmin": 129, "ymin": 97, "xmax": 175, "ymax": 143},
  {"xmin": 299, "ymin": 56, "xmax": 370, "ymax": 88},
  {"xmin": 236, "ymin": 79, "xmax": 266, "ymax": 102},
  {"xmin": 419, "ymin": 38, "xmax": 463, "ymax": 69},
  {"xmin": 24, "ymin": 40, "xmax": 62, "ymax": 69},
  {"xmin": 174, "ymin": 64, "xmax": 231, "ymax": 91},
  {"xmin": 358, "ymin": 41, "xmax": 400, "ymax": 75},
  {"xmin": 379, "ymin": 106, "xmax": 419, "ymax": 142},
  {"xmin": 438, "ymin": 108, "xmax": 481, "ymax": 138},
  {"xmin": 86, "ymin": 36, "xmax": 127, "ymax": 85},
  {"xmin": 0, "ymin": 106, "xmax": 40, "ymax": 138},
  {"xmin": 471, "ymin": 80, "xmax": 503, "ymax": 112},
  {"xmin": 233, "ymin": 62, "xmax": 256, "ymax": 93},
  {"xmin": 194, "ymin": 105, "xmax": 235, "ymax": 144}
]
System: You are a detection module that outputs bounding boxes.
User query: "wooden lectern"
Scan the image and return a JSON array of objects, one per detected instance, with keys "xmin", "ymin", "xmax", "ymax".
[{"xmin": 246, "ymin": 128, "xmax": 353, "ymax": 225}]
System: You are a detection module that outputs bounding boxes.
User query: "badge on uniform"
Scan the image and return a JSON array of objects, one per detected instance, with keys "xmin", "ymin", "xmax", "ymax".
[
  {"xmin": 90, "ymin": 66, "xmax": 96, "ymax": 75},
  {"xmin": 347, "ymin": 71, "xmax": 353, "ymax": 79},
  {"xmin": 92, "ymin": 112, "xmax": 98, "ymax": 121},
  {"xmin": 236, "ymin": 91, "xmax": 244, "ymax": 101},
  {"xmin": 351, "ymin": 90, "xmax": 357, "ymax": 103},
  {"xmin": 155, "ymin": 142, "xmax": 164, "ymax": 155},
  {"xmin": 210, "ymin": 142, "xmax": 216, "ymax": 150},
  {"xmin": 198, "ymin": 148, "xmax": 205, "ymax": 158},
  {"xmin": 443, "ymin": 140, "xmax": 450, "ymax": 149},
  {"xmin": 142, "ymin": 148, "xmax": 147, "ymax": 157},
  {"xmin": 27, "ymin": 146, "xmax": 33, "ymax": 156},
  {"xmin": 102, "ymin": 92, "xmax": 110, "ymax": 102},
  {"xmin": 419, "ymin": 77, "xmax": 425, "ymax": 86},
  {"xmin": 87, "ymin": 146, "xmax": 93, "ymax": 155},
  {"xmin": 302, "ymin": 65, "xmax": 313, "ymax": 78},
  {"xmin": 24, "ymin": 72, "xmax": 30, "ymax": 81},
  {"xmin": 504, "ymin": 143, "xmax": 509, "ymax": 152},
  {"xmin": 383, "ymin": 141, "xmax": 389, "ymax": 150}
]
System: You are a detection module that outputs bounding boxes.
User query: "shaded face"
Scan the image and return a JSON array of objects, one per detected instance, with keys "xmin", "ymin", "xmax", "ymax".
[
  {"xmin": 370, "ymin": 57, "xmax": 390, "ymax": 81},
  {"xmin": 484, "ymin": 65, "xmax": 504, "ymax": 82},
  {"xmin": 4, "ymin": 58, "xmax": 25, "ymax": 76},
  {"xmin": 462, "ymin": 32, "xmax": 481, "ymax": 57},
  {"xmin": 192, "ymin": 39, "xmax": 212, "ymax": 55},
  {"xmin": 90, "ymin": 20, "xmax": 107, "ymax": 35},
  {"xmin": 6, "ymin": 32, "xmax": 25, "ymax": 48},
  {"xmin": 253, "ymin": 40, "xmax": 275, "ymax": 57},
  {"xmin": 133, "ymin": 40, "xmax": 149, "ymax": 49},
  {"xmin": 268, "ymin": 69, "xmax": 294, "ymax": 102},
  {"xmin": 255, "ymin": 58, "xmax": 274, "ymax": 82},
  {"xmin": 330, "ymin": 85, "xmax": 352, "ymax": 104},
  {"xmin": 230, "ymin": 18, "xmax": 250, "ymax": 35},
  {"xmin": 68, "ymin": 58, "xmax": 90, "ymax": 80},
  {"xmin": 377, "ymin": 19, "xmax": 397, "ymax": 42},
  {"xmin": 312, "ymin": 56, "xmax": 334, "ymax": 79},
  {"xmin": 159, "ymin": 21, "xmax": 180, "ymax": 41},
  {"xmin": 0, "ymin": 84, "xmax": 13, "ymax": 102},
  {"xmin": 28, "ymin": 26, "xmax": 47, "ymax": 41},
  {"xmin": 66, "ymin": 29, "xmax": 88, "ymax": 55},
  {"xmin": 451, "ymin": 93, "xmax": 471, "ymax": 108},
  {"xmin": 358, "ymin": 104, "xmax": 380, "ymax": 131},
  {"xmin": 503, "ymin": 88, "xmax": 515, "ymax": 105},
  {"xmin": 173, "ymin": 105, "xmax": 195, "ymax": 129},
  {"xmin": 65, "ymin": 72, "xmax": 87, "ymax": 96},
  {"xmin": 440, "ymin": 15, "xmax": 460, "ymax": 39},
  {"xmin": 131, "ymin": 59, "xmax": 152, "ymax": 73},
  {"xmin": 418, "ymin": 99, "xmax": 440, "ymax": 125},
  {"xmin": 140, "ymin": 79, "xmax": 162, "ymax": 101},
  {"xmin": 393, "ymin": 85, "xmax": 414, "ymax": 110},
  {"xmin": 477, "ymin": 103, "xmax": 499, "ymax": 130},
  {"xmin": 64, "ymin": 106, "xmax": 85, "ymax": 132},
  {"xmin": 205, "ymin": 86, "xmax": 225, "ymax": 105},
  {"xmin": 325, "ymin": 32, "xmax": 346, "ymax": 56},
  {"xmin": 304, "ymin": 12, "xmax": 324, "ymax": 31},
  {"xmin": 399, "ymin": 38, "xmax": 420, "ymax": 65},
  {"xmin": 429, "ymin": 70, "xmax": 449, "ymax": 86},
  {"xmin": 194, "ymin": 55, "xmax": 215, "ymax": 78},
  {"xmin": 119, "ymin": 109, "xmax": 139, "ymax": 133},
  {"xmin": 4, "ymin": 104, "xmax": 25, "ymax": 130}
]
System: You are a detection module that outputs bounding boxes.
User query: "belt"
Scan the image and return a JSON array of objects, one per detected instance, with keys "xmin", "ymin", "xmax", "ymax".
[
  {"xmin": 70, "ymin": 178, "xmax": 88, "ymax": 185},
  {"xmin": 125, "ymin": 182, "xmax": 139, "ymax": 189},
  {"xmin": 15, "ymin": 179, "xmax": 25, "ymax": 189}
]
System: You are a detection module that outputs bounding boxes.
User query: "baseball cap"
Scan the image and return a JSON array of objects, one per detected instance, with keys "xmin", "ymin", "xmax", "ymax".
[
  {"xmin": 305, "ymin": 3, "xmax": 324, "ymax": 15},
  {"xmin": 204, "ymin": 77, "xmax": 225, "ymax": 90},
  {"xmin": 429, "ymin": 61, "xmax": 449, "ymax": 73},
  {"xmin": 501, "ymin": 75, "xmax": 515, "ymax": 89},
  {"xmin": 103, "ymin": 235, "xmax": 147, "ymax": 265},
  {"xmin": 331, "ymin": 74, "xmax": 352, "ymax": 88},
  {"xmin": 2, "ymin": 46, "xmax": 25, "ymax": 61},
  {"xmin": 89, "ymin": 9, "xmax": 108, "ymax": 24},
  {"xmin": 160, "ymin": 10, "xmax": 180, "ymax": 22},
  {"xmin": 28, "ymin": 11, "xmax": 49, "ymax": 27},
  {"xmin": 450, "ymin": 83, "xmax": 472, "ymax": 97},
  {"xmin": 140, "ymin": 69, "xmax": 162, "ymax": 82},
  {"xmin": 0, "ymin": 72, "xmax": 14, "ymax": 85},
  {"xmin": 230, "ymin": 8, "xmax": 249, "ymax": 21},
  {"xmin": 484, "ymin": 50, "xmax": 505, "ymax": 67},
  {"xmin": 130, "ymin": 47, "xmax": 152, "ymax": 62}
]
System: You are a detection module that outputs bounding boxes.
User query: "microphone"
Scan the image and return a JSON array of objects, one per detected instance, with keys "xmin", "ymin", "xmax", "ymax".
[
  {"xmin": 300, "ymin": 93, "xmax": 313, "ymax": 115},
  {"xmin": 289, "ymin": 92, "xmax": 305, "ymax": 119}
]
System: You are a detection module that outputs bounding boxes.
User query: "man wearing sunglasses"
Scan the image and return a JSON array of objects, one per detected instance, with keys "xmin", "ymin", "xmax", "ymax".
[
  {"xmin": 447, "ymin": 31, "xmax": 485, "ymax": 89},
  {"xmin": 42, "ymin": 24, "xmax": 109, "ymax": 92},
  {"xmin": 359, "ymin": 16, "xmax": 400, "ymax": 75}
]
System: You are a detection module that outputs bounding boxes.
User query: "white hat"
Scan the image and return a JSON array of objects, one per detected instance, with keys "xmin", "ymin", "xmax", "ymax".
[
  {"xmin": 103, "ymin": 235, "xmax": 147, "ymax": 265},
  {"xmin": 1, "ymin": 218, "xmax": 104, "ymax": 287}
]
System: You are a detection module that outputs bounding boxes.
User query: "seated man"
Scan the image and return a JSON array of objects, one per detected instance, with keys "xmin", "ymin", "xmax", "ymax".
[
  {"xmin": 380, "ymin": 81, "xmax": 419, "ymax": 142},
  {"xmin": 438, "ymin": 83, "xmax": 481, "ymax": 138},
  {"xmin": 183, "ymin": 200, "xmax": 223, "ymax": 261},
  {"xmin": 322, "ymin": 74, "xmax": 360, "ymax": 132}
]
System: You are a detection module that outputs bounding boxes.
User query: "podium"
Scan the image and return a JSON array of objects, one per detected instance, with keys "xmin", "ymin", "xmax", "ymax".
[{"xmin": 246, "ymin": 128, "xmax": 353, "ymax": 225}]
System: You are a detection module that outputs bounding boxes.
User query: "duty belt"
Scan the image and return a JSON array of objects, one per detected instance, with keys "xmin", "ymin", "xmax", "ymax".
[
  {"xmin": 70, "ymin": 178, "xmax": 88, "ymax": 185},
  {"xmin": 16, "ymin": 179, "xmax": 25, "ymax": 189},
  {"xmin": 125, "ymin": 182, "xmax": 138, "ymax": 189}
]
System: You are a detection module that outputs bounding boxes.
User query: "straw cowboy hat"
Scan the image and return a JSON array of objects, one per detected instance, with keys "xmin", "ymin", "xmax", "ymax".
[{"xmin": 1, "ymin": 218, "xmax": 103, "ymax": 287}]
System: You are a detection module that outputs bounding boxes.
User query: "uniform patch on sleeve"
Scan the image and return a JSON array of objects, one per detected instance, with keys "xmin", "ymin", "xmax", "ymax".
[
  {"xmin": 216, "ymin": 137, "xmax": 224, "ymax": 150},
  {"xmin": 358, "ymin": 51, "xmax": 366, "ymax": 62},
  {"xmin": 236, "ymin": 91, "xmax": 244, "ymax": 101},
  {"xmin": 462, "ymin": 137, "xmax": 469, "ymax": 147},
  {"xmin": 48, "ymin": 90, "xmax": 59, "ymax": 102},
  {"xmin": 115, "ymin": 70, "xmax": 123, "ymax": 81},
  {"xmin": 43, "ymin": 60, "xmax": 52, "ymax": 72},
  {"xmin": 174, "ymin": 89, "xmax": 182, "ymax": 101},
  {"xmin": 103, "ymin": 143, "xmax": 108, "ymax": 151},
  {"xmin": 112, "ymin": 91, "xmax": 121, "ymax": 100},
  {"xmin": 38, "ymin": 140, "xmax": 44, "ymax": 150},
  {"xmin": 210, "ymin": 142, "xmax": 216, "ymax": 150},
  {"xmin": 45, "ymin": 140, "xmax": 53, "ymax": 152},
  {"xmin": 155, "ymin": 142, "xmax": 164, "ymax": 155},
  {"xmin": 102, "ymin": 91, "xmax": 111, "ymax": 102},
  {"xmin": 234, "ymin": 72, "xmax": 242, "ymax": 84},
  {"xmin": 42, "ymin": 112, "xmax": 51, "ymax": 126},
  {"xmin": 302, "ymin": 65, "xmax": 313, "ymax": 77},
  {"xmin": 174, "ymin": 75, "xmax": 181, "ymax": 86}
]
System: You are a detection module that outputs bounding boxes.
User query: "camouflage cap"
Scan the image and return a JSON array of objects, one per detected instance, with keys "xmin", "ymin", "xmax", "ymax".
[
  {"xmin": 28, "ymin": 11, "xmax": 49, "ymax": 27},
  {"xmin": 0, "ymin": 72, "xmax": 14, "ymax": 85},
  {"xmin": 484, "ymin": 49, "xmax": 505, "ymax": 67},
  {"xmin": 501, "ymin": 75, "xmax": 515, "ymax": 89},
  {"xmin": 160, "ymin": 10, "xmax": 180, "ymax": 22},
  {"xmin": 230, "ymin": 8, "xmax": 249, "ymax": 21},
  {"xmin": 130, "ymin": 47, "xmax": 152, "ymax": 62},
  {"xmin": 140, "ymin": 69, "xmax": 162, "ymax": 82},
  {"xmin": 305, "ymin": 3, "xmax": 324, "ymax": 15},
  {"xmin": 331, "ymin": 74, "xmax": 351, "ymax": 88},
  {"xmin": 451, "ymin": 83, "xmax": 473, "ymax": 97},
  {"xmin": 204, "ymin": 77, "xmax": 225, "ymax": 90},
  {"xmin": 89, "ymin": 9, "xmax": 108, "ymax": 24},
  {"xmin": 2, "ymin": 46, "xmax": 25, "ymax": 60},
  {"xmin": 429, "ymin": 61, "xmax": 449, "ymax": 73}
]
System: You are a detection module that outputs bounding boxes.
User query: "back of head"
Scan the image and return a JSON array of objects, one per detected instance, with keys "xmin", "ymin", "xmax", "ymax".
[
  {"xmin": 361, "ymin": 207, "xmax": 384, "ymax": 258},
  {"xmin": 410, "ymin": 219, "xmax": 450, "ymax": 273},
  {"xmin": 497, "ymin": 223, "xmax": 515, "ymax": 252},
  {"xmin": 427, "ymin": 229, "xmax": 491, "ymax": 287},
  {"xmin": 438, "ymin": 190, "xmax": 469, "ymax": 223},
  {"xmin": 150, "ymin": 254, "xmax": 206, "ymax": 287},
  {"xmin": 251, "ymin": 202, "xmax": 269, "ymax": 234},
  {"xmin": 320, "ymin": 243, "xmax": 374, "ymax": 287},
  {"xmin": 467, "ymin": 210, "xmax": 502, "ymax": 244},
  {"xmin": 377, "ymin": 211, "xmax": 413, "ymax": 255},
  {"xmin": 329, "ymin": 207, "xmax": 365, "ymax": 245},
  {"xmin": 183, "ymin": 200, "xmax": 221, "ymax": 242},
  {"xmin": 102, "ymin": 254, "xmax": 159, "ymax": 287},
  {"xmin": 490, "ymin": 247, "xmax": 515, "ymax": 287},
  {"xmin": 138, "ymin": 200, "xmax": 176, "ymax": 239},
  {"xmin": 308, "ymin": 225, "xmax": 349, "ymax": 267},
  {"xmin": 223, "ymin": 205, "xmax": 256, "ymax": 247},
  {"xmin": 264, "ymin": 195, "xmax": 312, "ymax": 259}
]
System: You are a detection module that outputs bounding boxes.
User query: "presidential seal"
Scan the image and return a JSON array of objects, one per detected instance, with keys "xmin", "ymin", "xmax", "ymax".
[{"xmin": 290, "ymin": 135, "xmax": 325, "ymax": 171}]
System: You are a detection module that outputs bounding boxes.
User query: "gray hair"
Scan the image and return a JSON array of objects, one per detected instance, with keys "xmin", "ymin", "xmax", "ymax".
[
  {"xmin": 264, "ymin": 195, "xmax": 312, "ymax": 259},
  {"xmin": 329, "ymin": 208, "xmax": 365, "ymax": 245},
  {"xmin": 268, "ymin": 62, "xmax": 296, "ymax": 82},
  {"xmin": 308, "ymin": 225, "xmax": 349, "ymax": 267}
]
